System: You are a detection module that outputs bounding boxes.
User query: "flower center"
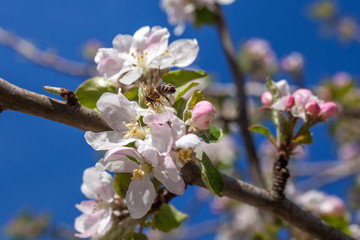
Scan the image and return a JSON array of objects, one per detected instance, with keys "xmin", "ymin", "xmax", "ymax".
[
  {"xmin": 131, "ymin": 163, "xmax": 152, "ymax": 180},
  {"xmin": 131, "ymin": 49, "xmax": 148, "ymax": 70},
  {"xmin": 177, "ymin": 149, "xmax": 195, "ymax": 164},
  {"xmin": 123, "ymin": 117, "xmax": 147, "ymax": 140}
]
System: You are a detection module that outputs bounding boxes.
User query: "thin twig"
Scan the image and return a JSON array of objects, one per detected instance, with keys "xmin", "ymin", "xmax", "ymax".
[
  {"xmin": 0, "ymin": 78, "xmax": 354, "ymax": 240},
  {"xmin": 214, "ymin": 5, "xmax": 265, "ymax": 188},
  {"xmin": 0, "ymin": 26, "xmax": 96, "ymax": 77}
]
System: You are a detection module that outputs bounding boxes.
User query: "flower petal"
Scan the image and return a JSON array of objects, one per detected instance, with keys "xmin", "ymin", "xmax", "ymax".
[
  {"xmin": 148, "ymin": 124, "xmax": 173, "ymax": 155},
  {"xmin": 96, "ymin": 147, "xmax": 141, "ymax": 173},
  {"xmin": 153, "ymin": 165, "xmax": 185, "ymax": 195},
  {"xmin": 97, "ymin": 90, "xmax": 139, "ymax": 130},
  {"xmin": 145, "ymin": 27, "xmax": 170, "ymax": 63},
  {"xmin": 97, "ymin": 208, "xmax": 113, "ymax": 235},
  {"xmin": 76, "ymin": 200, "xmax": 97, "ymax": 214},
  {"xmin": 119, "ymin": 68, "xmax": 143, "ymax": 85},
  {"xmin": 126, "ymin": 176, "xmax": 156, "ymax": 219},
  {"xmin": 135, "ymin": 141, "xmax": 159, "ymax": 167},
  {"xmin": 84, "ymin": 131, "xmax": 125, "ymax": 151},
  {"xmin": 81, "ymin": 168, "xmax": 115, "ymax": 202},
  {"xmin": 112, "ymin": 34, "xmax": 133, "ymax": 53},
  {"xmin": 74, "ymin": 213, "xmax": 100, "ymax": 238},
  {"xmin": 168, "ymin": 39, "xmax": 199, "ymax": 67},
  {"xmin": 175, "ymin": 133, "xmax": 202, "ymax": 149}
]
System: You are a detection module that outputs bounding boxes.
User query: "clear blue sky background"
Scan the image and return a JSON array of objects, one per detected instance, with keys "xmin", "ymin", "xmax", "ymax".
[{"xmin": 0, "ymin": 0, "xmax": 360, "ymax": 239}]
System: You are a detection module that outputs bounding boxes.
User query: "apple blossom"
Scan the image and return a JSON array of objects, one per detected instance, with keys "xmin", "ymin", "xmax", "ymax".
[
  {"xmin": 261, "ymin": 91, "xmax": 273, "ymax": 106},
  {"xmin": 305, "ymin": 100, "xmax": 321, "ymax": 117},
  {"xmin": 74, "ymin": 167, "xmax": 116, "ymax": 238},
  {"xmin": 161, "ymin": 0, "xmax": 235, "ymax": 35},
  {"xmin": 190, "ymin": 100, "xmax": 216, "ymax": 130},
  {"xmin": 96, "ymin": 146, "xmax": 185, "ymax": 219},
  {"xmin": 281, "ymin": 52, "xmax": 304, "ymax": 73},
  {"xmin": 319, "ymin": 101, "xmax": 338, "ymax": 119},
  {"xmin": 95, "ymin": 26, "xmax": 199, "ymax": 85},
  {"xmin": 333, "ymin": 71, "xmax": 351, "ymax": 87}
]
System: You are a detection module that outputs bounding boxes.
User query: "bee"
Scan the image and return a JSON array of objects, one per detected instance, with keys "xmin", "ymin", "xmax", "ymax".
[{"xmin": 144, "ymin": 70, "xmax": 175, "ymax": 105}]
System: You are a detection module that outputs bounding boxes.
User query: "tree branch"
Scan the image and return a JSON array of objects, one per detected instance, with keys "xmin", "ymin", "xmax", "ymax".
[
  {"xmin": 0, "ymin": 78, "xmax": 353, "ymax": 240},
  {"xmin": 0, "ymin": 26, "xmax": 96, "ymax": 77},
  {"xmin": 214, "ymin": 6, "xmax": 265, "ymax": 188}
]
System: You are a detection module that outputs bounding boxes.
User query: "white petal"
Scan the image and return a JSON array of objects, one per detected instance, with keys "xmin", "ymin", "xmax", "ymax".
[
  {"xmin": 136, "ymin": 141, "xmax": 159, "ymax": 167},
  {"xmin": 97, "ymin": 91, "xmax": 138, "ymax": 130},
  {"xmin": 276, "ymin": 80, "xmax": 291, "ymax": 97},
  {"xmin": 126, "ymin": 176, "xmax": 156, "ymax": 219},
  {"xmin": 145, "ymin": 27, "xmax": 170, "ymax": 63},
  {"xmin": 76, "ymin": 200, "xmax": 97, "ymax": 214},
  {"xmin": 97, "ymin": 147, "xmax": 140, "ymax": 173},
  {"xmin": 170, "ymin": 115, "xmax": 186, "ymax": 140},
  {"xmin": 112, "ymin": 34, "xmax": 133, "ymax": 53},
  {"xmin": 74, "ymin": 213, "xmax": 100, "ymax": 238},
  {"xmin": 97, "ymin": 208, "xmax": 113, "ymax": 235},
  {"xmin": 119, "ymin": 68, "xmax": 143, "ymax": 85},
  {"xmin": 175, "ymin": 134, "xmax": 202, "ymax": 149},
  {"xmin": 154, "ymin": 166, "xmax": 185, "ymax": 195},
  {"xmin": 271, "ymin": 96, "xmax": 290, "ymax": 111},
  {"xmin": 81, "ymin": 168, "xmax": 115, "ymax": 202},
  {"xmin": 94, "ymin": 48, "xmax": 118, "ymax": 64},
  {"xmin": 148, "ymin": 124, "xmax": 173, "ymax": 154},
  {"xmin": 164, "ymin": 155, "xmax": 181, "ymax": 182},
  {"xmin": 131, "ymin": 26, "xmax": 150, "ymax": 52},
  {"xmin": 143, "ymin": 110, "xmax": 173, "ymax": 125},
  {"xmin": 168, "ymin": 39, "xmax": 199, "ymax": 67},
  {"xmin": 84, "ymin": 131, "xmax": 125, "ymax": 151}
]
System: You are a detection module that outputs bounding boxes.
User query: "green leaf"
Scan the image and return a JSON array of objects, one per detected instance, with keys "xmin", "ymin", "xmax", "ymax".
[
  {"xmin": 200, "ymin": 152, "xmax": 224, "ymax": 197},
  {"xmin": 265, "ymin": 77, "xmax": 281, "ymax": 102},
  {"xmin": 124, "ymin": 87, "xmax": 139, "ymax": 101},
  {"xmin": 196, "ymin": 125, "xmax": 224, "ymax": 143},
  {"xmin": 175, "ymin": 82, "xmax": 199, "ymax": 102},
  {"xmin": 75, "ymin": 77, "xmax": 117, "ymax": 111},
  {"xmin": 293, "ymin": 130, "xmax": 313, "ymax": 145},
  {"xmin": 321, "ymin": 216, "xmax": 351, "ymax": 235},
  {"xmin": 153, "ymin": 204, "xmax": 188, "ymax": 233},
  {"xmin": 114, "ymin": 173, "xmax": 132, "ymax": 198},
  {"xmin": 248, "ymin": 125, "xmax": 271, "ymax": 137},
  {"xmin": 123, "ymin": 232, "xmax": 148, "ymax": 240},
  {"xmin": 173, "ymin": 98, "xmax": 187, "ymax": 119},
  {"xmin": 162, "ymin": 70, "xmax": 208, "ymax": 88},
  {"xmin": 194, "ymin": 7, "xmax": 216, "ymax": 27},
  {"xmin": 184, "ymin": 90, "xmax": 205, "ymax": 121}
]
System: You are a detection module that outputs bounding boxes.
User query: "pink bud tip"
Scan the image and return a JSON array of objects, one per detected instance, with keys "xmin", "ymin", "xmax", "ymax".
[
  {"xmin": 305, "ymin": 100, "xmax": 321, "ymax": 117},
  {"xmin": 286, "ymin": 96, "xmax": 295, "ymax": 109},
  {"xmin": 261, "ymin": 91, "xmax": 273, "ymax": 106},
  {"xmin": 320, "ymin": 102, "xmax": 338, "ymax": 119},
  {"xmin": 192, "ymin": 101, "xmax": 216, "ymax": 130}
]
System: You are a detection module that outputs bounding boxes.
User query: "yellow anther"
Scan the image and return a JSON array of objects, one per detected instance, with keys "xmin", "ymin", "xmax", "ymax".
[
  {"xmin": 177, "ymin": 149, "xmax": 195, "ymax": 164},
  {"xmin": 131, "ymin": 163, "xmax": 152, "ymax": 180}
]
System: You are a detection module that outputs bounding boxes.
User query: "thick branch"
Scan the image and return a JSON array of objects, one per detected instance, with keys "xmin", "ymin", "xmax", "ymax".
[
  {"xmin": 214, "ymin": 6, "xmax": 265, "ymax": 188},
  {"xmin": 0, "ymin": 78, "xmax": 110, "ymax": 132},
  {"xmin": 0, "ymin": 78, "xmax": 353, "ymax": 240}
]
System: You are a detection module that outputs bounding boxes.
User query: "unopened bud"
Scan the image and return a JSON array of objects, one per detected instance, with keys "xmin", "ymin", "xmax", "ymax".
[
  {"xmin": 261, "ymin": 91, "xmax": 273, "ymax": 106},
  {"xmin": 192, "ymin": 101, "xmax": 216, "ymax": 130},
  {"xmin": 286, "ymin": 96, "xmax": 295, "ymax": 109},
  {"xmin": 320, "ymin": 102, "xmax": 338, "ymax": 119},
  {"xmin": 305, "ymin": 100, "xmax": 321, "ymax": 117}
]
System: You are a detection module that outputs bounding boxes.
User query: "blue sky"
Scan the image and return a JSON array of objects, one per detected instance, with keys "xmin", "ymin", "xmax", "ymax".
[{"xmin": 0, "ymin": 0, "xmax": 359, "ymax": 239}]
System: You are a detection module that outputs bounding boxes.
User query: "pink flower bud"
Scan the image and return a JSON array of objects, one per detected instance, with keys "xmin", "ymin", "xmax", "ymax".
[
  {"xmin": 305, "ymin": 100, "xmax": 321, "ymax": 117},
  {"xmin": 261, "ymin": 91, "xmax": 273, "ymax": 106},
  {"xmin": 320, "ymin": 102, "xmax": 338, "ymax": 119},
  {"xmin": 286, "ymin": 96, "xmax": 295, "ymax": 109},
  {"xmin": 192, "ymin": 101, "xmax": 216, "ymax": 130},
  {"xmin": 292, "ymin": 89, "xmax": 313, "ymax": 105}
]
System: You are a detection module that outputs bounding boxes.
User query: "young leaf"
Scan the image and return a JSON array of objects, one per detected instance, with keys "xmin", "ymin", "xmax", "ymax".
[
  {"xmin": 200, "ymin": 152, "xmax": 224, "ymax": 197},
  {"xmin": 265, "ymin": 77, "xmax": 281, "ymax": 102},
  {"xmin": 153, "ymin": 204, "xmax": 188, "ymax": 232},
  {"xmin": 183, "ymin": 90, "xmax": 205, "ymax": 121},
  {"xmin": 173, "ymin": 98, "xmax": 187, "ymax": 119},
  {"xmin": 248, "ymin": 125, "xmax": 271, "ymax": 137},
  {"xmin": 321, "ymin": 216, "xmax": 351, "ymax": 236},
  {"xmin": 293, "ymin": 130, "xmax": 313, "ymax": 145},
  {"xmin": 124, "ymin": 87, "xmax": 139, "ymax": 101},
  {"xmin": 196, "ymin": 125, "xmax": 224, "ymax": 143},
  {"xmin": 194, "ymin": 7, "xmax": 216, "ymax": 27},
  {"xmin": 75, "ymin": 77, "xmax": 117, "ymax": 111},
  {"xmin": 174, "ymin": 82, "xmax": 199, "ymax": 102},
  {"xmin": 162, "ymin": 70, "xmax": 208, "ymax": 88},
  {"xmin": 114, "ymin": 173, "xmax": 132, "ymax": 198}
]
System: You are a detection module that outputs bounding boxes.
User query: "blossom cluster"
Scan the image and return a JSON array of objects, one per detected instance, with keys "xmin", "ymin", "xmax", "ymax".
[
  {"xmin": 161, "ymin": 0, "xmax": 235, "ymax": 35},
  {"xmin": 74, "ymin": 26, "xmax": 219, "ymax": 238},
  {"xmin": 261, "ymin": 79, "xmax": 338, "ymax": 121}
]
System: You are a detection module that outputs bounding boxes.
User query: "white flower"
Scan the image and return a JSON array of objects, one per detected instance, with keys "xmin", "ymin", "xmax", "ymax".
[
  {"xmin": 161, "ymin": 0, "xmax": 235, "ymax": 35},
  {"xmin": 281, "ymin": 52, "xmax": 304, "ymax": 73},
  {"xmin": 96, "ymin": 146, "xmax": 185, "ymax": 219},
  {"xmin": 95, "ymin": 26, "xmax": 199, "ymax": 84},
  {"xmin": 74, "ymin": 167, "xmax": 115, "ymax": 238}
]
